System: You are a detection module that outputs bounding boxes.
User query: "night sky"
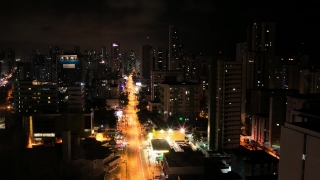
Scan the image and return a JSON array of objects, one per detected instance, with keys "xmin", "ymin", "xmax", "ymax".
[{"xmin": 0, "ymin": 0, "xmax": 319, "ymax": 59}]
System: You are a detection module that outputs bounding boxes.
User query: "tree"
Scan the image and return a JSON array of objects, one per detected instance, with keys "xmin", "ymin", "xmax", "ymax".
[
  {"xmin": 136, "ymin": 99, "xmax": 148, "ymax": 111},
  {"xmin": 136, "ymin": 108, "xmax": 149, "ymax": 124},
  {"xmin": 84, "ymin": 98, "xmax": 110, "ymax": 113},
  {"xmin": 136, "ymin": 97, "xmax": 149, "ymax": 124},
  {"xmin": 119, "ymin": 92, "xmax": 129, "ymax": 106},
  {"xmin": 93, "ymin": 109, "xmax": 117, "ymax": 128},
  {"xmin": 191, "ymin": 128, "xmax": 202, "ymax": 142}
]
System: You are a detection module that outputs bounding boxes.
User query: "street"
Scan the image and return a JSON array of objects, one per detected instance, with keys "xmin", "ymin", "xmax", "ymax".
[{"xmin": 105, "ymin": 74, "xmax": 148, "ymax": 180}]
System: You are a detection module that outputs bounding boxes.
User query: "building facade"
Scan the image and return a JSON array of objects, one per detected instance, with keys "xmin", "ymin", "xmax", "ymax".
[
  {"xmin": 158, "ymin": 82, "xmax": 200, "ymax": 121},
  {"xmin": 13, "ymin": 80, "xmax": 59, "ymax": 113}
]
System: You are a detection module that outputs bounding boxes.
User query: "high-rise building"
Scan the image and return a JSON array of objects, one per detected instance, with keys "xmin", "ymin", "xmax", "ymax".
[
  {"xmin": 111, "ymin": 41, "xmax": 121, "ymax": 73},
  {"xmin": 299, "ymin": 69, "xmax": 320, "ymax": 94},
  {"xmin": 57, "ymin": 55, "xmax": 82, "ymax": 85},
  {"xmin": 238, "ymin": 22, "xmax": 276, "ymax": 135},
  {"xmin": 150, "ymin": 47, "xmax": 167, "ymax": 71},
  {"xmin": 33, "ymin": 54, "xmax": 47, "ymax": 81},
  {"xmin": 74, "ymin": 45, "xmax": 80, "ymax": 55},
  {"xmin": 150, "ymin": 70, "xmax": 184, "ymax": 101},
  {"xmin": 13, "ymin": 80, "xmax": 59, "ymax": 113},
  {"xmin": 286, "ymin": 94, "xmax": 320, "ymax": 123},
  {"xmin": 101, "ymin": 46, "xmax": 107, "ymax": 62},
  {"xmin": 15, "ymin": 62, "xmax": 33, "ymax": 80},
  {"xmin": 208, "ymin": 57, "xmax": 242, "ymax": 150},
  {"xmin": 168, "ymin": 25, "xmax": 178, "ymax": 70},
  {"xmin": 49, "ymin": 46, "xmax": 60, "ymax": 82},
  {"xmin": 195, "ymin": 55, "xmax": 211, "ymax": 80},
  {"xmin": 274, "ymin": 55, "xmax": 308, "ymax": 91},
  {"xmin": 140, "ymin": 45, "xmax": 152, "ymax": 79},
  {"xmin": 125, "ymin": 51, "xmax": 135, "ymax": 73},
  {"xmin": 279, "ymin": 122, "xmax": 320, "ymax": 180},
  {"xmin": 171, "ymin": 44, "xmax": 184, "ymax": 71},
  {"xmin": 0, "ymin": 48, "xmax": 15, "ymax": 76},
  {"xmin": 158, "ymin": 82, "xmax": 200, "ymax": 121},
  {"xmin": 135, "ymin": 57, "xmax": 141, "ymax": 77},
  {"xmin": 246, "ymin": 22, "xmax": 276, "ymax": 89}
]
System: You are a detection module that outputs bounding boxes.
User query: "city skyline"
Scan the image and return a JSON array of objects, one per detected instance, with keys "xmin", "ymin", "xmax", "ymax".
[{"xmin": 1, "ymin": 1, "xmax": 319, "ymax": 59}]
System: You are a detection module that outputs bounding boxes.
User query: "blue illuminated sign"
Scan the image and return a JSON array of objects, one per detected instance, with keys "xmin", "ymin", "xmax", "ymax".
[{"xmin": 58, "ymin": 60, "xmax": 80, "ymax": 64}]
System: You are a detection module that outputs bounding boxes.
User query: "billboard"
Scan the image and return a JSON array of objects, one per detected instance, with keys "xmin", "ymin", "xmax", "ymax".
[
  {"xmin": 58, "ymin": 55, "xmax": 80, "ymax": 64},
  {"xmin": 63, "ymin": 64, "xmax": 75, "ymax": 68},
  {"xmin": 59, "ymin": 60, "xmax": 80, "ymax": 64}
]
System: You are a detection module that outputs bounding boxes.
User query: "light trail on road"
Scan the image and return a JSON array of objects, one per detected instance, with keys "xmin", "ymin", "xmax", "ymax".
[{"xmin": 118, "ymin": 74, "xmax": 147, "ymax": 180}]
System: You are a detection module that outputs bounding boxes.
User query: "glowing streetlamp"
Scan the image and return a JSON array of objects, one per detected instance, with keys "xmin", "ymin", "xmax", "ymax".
[{"xmin": 180, "ymin": 128, "xmax": 185, "ymax": 133}]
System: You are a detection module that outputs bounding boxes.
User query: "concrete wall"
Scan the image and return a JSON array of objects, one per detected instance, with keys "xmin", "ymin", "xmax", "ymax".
[
  {"xmin": 278, "ymin": 126, "xmax": 304, "ymax": 180},
  {"xmin": 92, "ymin": 159, "xmax": 103, "ymax": 170},
  {"xmin": 304, "ymin": 135, "xmax": 320, "ymax": 180}
]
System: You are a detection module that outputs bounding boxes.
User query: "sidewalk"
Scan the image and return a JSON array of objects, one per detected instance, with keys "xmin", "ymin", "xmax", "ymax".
[{"xmin": 141, "ymin": 140, "xmax": 165, "ymax": 180}]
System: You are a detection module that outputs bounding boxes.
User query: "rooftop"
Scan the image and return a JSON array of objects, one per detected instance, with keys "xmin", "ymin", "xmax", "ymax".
[
  {"xmin": 151, "ymin": 139, "xmax": 171, "ymax": 151},
  {"xmin": 164, "ymin": 148, "xmax": 205, "ymax": 167},
  {"xmin": 290, "ymin": 121, "xmax": 320, "ymax": 133},
  {"xmin": 232, "ymin": 146, "xmax": 279, "ymax": 163},
  {"xmin": 294, "ymin": 109, "xmax": 320, "ymax": 118},
  {"xmin": 85, "ymin": 144, "xmax": 113, "ymax": 160}
]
